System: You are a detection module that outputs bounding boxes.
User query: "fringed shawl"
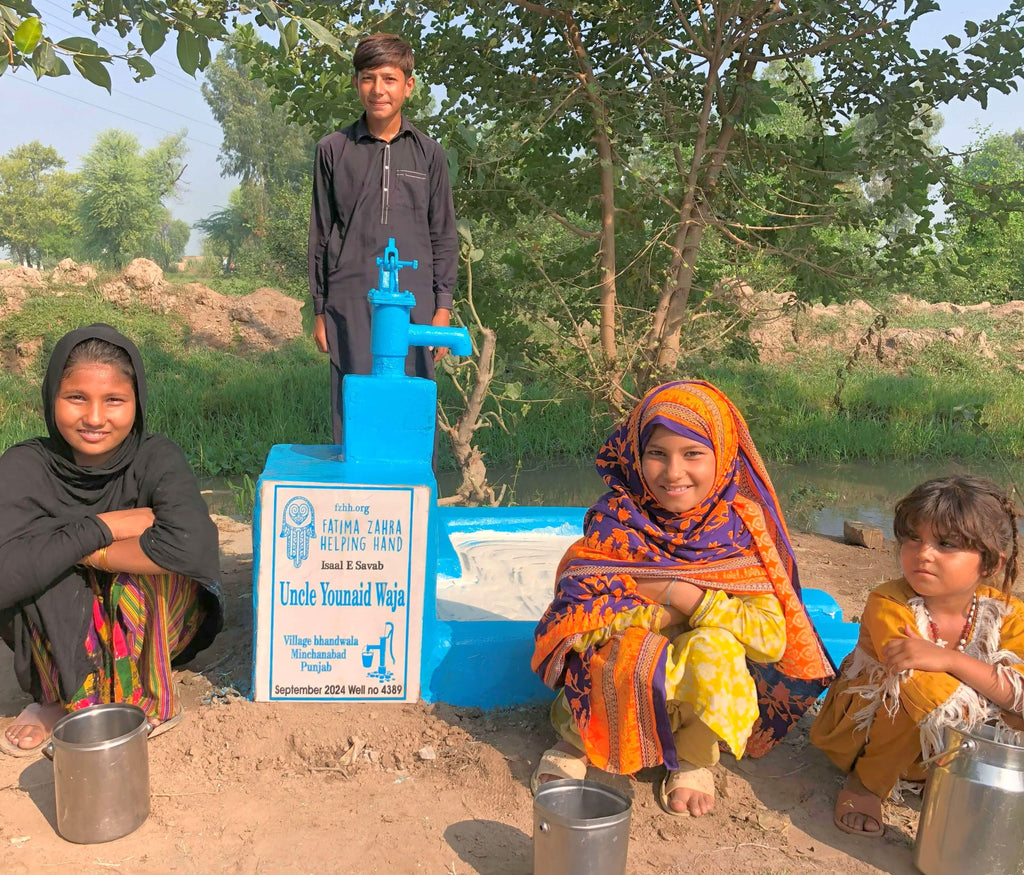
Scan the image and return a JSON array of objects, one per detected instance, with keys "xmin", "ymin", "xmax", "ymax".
[{"xmin": 532, "ymin": 381, "xmax": 835, "ymax": 772}]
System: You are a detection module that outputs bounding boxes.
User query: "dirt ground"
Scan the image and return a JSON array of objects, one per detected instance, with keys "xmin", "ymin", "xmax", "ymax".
[{"xmin": 0, "ymin": 520, "xmax": 931, "ymax": 875}]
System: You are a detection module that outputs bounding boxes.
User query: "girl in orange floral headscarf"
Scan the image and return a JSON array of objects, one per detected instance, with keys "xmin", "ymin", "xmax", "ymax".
[{"xmin": 531, "ymin": 381, "xmax": 834, "ymax": 816}]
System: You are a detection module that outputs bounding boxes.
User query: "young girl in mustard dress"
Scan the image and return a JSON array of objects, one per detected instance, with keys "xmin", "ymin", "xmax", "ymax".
[
  {"xmin": 531, "ymin": 381, "xmax": 835, "ymax": 816},
  {"xmin": 811, "ymin": 476, "xmax": 1024, "ymax": 836}
]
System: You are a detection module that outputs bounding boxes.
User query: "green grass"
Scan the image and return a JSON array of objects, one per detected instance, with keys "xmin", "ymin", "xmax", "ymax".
[{"xmin": 4, "ymin": 280, "xmax": 1024, "ymax": 483}]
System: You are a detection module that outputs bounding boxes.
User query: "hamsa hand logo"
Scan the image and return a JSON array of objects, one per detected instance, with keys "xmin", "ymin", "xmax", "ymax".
[{"xmin": 280, "ymin": 497, "xmax": 315, "ymax": 568}]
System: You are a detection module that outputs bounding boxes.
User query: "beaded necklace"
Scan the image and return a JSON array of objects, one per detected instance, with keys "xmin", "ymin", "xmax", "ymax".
[{"xmin": 922, "ymin": 593, "xmax": 978, "ymax": 651}]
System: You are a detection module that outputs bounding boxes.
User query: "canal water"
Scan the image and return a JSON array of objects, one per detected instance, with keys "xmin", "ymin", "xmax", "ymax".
[
  {"xmin": 206, "ymin": 459, "xmax": 1023, "ymax": 538},
  {"xmin": 438, "ymin": 458, "xmax": 1024, "ymax": 539}
]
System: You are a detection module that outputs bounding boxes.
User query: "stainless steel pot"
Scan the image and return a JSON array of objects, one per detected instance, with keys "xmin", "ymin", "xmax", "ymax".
[
  {"xmin": 915, "ymin": 723, "xmax": 1024, "ymax": 875},
  {"xmin": 43, "ymin": 703, "xmax": 151, "ymax": 844},
  {"xmin": 533, "ymin": 779, "xmax": 632, "ymax": 875}
]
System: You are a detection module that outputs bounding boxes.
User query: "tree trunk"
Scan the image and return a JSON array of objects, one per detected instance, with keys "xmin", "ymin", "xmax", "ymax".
[{"xmin": 437, "ymin": 328, "xmax": 505, "ymax": 507}]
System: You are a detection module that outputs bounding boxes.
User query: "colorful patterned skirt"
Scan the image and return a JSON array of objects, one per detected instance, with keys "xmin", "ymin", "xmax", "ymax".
[{"xmin": 25, "ymin": 571, "xmax": 205, "ymax": 723}]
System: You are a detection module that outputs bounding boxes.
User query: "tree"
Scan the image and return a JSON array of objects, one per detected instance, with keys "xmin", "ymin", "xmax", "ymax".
[
  {"xmin": 0, "ymin": 0, "xmax": 352, "ymax": 87},
  {"xmin": 201, "ymin": 45, "xmax": 313, "ymax": 191},
  {"xmin": 195, "ymin": 183, "xmax": 258, "ymax": 266},
  {"xmin": 197, "ymin": 42, "xmax": 314, "ymax": 279},
  {"xmin": 0, "ymin": 141, "xmax": 79, "ymax": 267},
  {"xmin": 77, "ymin": 129, "xmax": 188, "ymax": 267},
  {"xmin": 0, "ymin": 0, "xmax": 228, "ymax": 87},
  {"xmin": 938, "ymin": 129, "xmax": 1024, "ymax": 303},
  {"xmin": 149, "ymin": 212, "xmax": 190, "ymax": 268},
  {"xmin": 239, "ymin": 0, "xmax": 1024, "ymax": 408}
]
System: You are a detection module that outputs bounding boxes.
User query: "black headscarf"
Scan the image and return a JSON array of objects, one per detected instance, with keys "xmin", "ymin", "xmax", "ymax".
[{"xmin": 0, "ymin": 324, "xmax": 223, "ymax": 699}]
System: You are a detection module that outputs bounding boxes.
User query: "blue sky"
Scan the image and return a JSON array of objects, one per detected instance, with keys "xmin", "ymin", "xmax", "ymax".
[{"xmin": 1, "ymin": 1, "xmax": 1022, "ymax": 256}]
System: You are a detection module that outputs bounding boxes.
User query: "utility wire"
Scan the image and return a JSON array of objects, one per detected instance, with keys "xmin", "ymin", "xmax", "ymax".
[{"xmin": 4, "ymin": 74, "xmax": 223, "ymax": 150}]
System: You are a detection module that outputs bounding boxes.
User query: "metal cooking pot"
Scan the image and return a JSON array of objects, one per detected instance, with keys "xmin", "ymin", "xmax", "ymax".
[
  {"xmin": 43, "ymin": 702, "xmax": 151, "ymax": 844},
  {"xmin": 915, "ymin": 723, "xmax": 1024, "ymax": 875}
]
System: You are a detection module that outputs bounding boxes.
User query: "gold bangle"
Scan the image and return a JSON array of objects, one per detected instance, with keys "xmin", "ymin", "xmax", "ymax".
[{"xmin": 94, "ymin": 546, "xmax": 110, "ymax": 571}]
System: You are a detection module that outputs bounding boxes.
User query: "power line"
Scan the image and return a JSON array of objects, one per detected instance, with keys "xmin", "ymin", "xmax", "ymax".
[
  {"xmin": 4, "ymin": 74, "xmax": 223, "ymax": 151},
  {"xmin": 17, "ymin": 22, "xmax": 225, "ymax": 135}
]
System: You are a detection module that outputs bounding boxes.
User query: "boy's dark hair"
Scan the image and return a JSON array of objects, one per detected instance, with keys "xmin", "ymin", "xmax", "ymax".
[
  {"xmin": 353, "ymin": 34, "xmax": 413, "ymax": 77},
  {"xmin": 894, "ymin": 475, "xmax": 1020, "ymax": 596},
  {"xmin": 64, "ymin": 338, "xmax": 135, "ymax": 386}
]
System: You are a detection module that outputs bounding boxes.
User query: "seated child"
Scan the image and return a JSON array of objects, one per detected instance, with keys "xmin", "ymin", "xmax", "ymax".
[
  {"xmin": 531, "ymin": 380, "xmax": 835, "ymax": 816},
  {"xmin": 811, "ymin": 475, "xmax": 1024, "ymax": 836},
  {"xmin": 0, "ymin": 324, "xmax": 223, "ymax": 755}
]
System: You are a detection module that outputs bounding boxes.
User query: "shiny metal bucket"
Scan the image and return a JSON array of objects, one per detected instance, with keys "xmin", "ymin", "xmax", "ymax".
[
  {"xmin": 533, "ymin": 779, "xmax": 632, "ymax": 875},
  {"xmin": 915, "ymin": 723, "xmax": 1024, "ymax": 875},
  {"xmin": 43, "ymin": 703, "xmax": 151, "ymax": 844}
]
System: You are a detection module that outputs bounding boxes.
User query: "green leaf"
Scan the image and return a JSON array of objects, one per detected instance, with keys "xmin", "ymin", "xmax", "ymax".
[
  {"xmin": 73, "ymin": 54, "xmax": 111, "ymax": 92},
  {"xmin": 299, "ymin": 17, "xmax": 341, "ymax": 51},
  {"xmin": 965, "ymin": 20, "xmax": 979, "ymax": 38},
  {"xmin": 30, "ymin": 40, "xmax": 63, "ymax": 77},
  {"xmin": 127, "ymin": 55, "xmax": 155, "ymax": 80},
  {"xmin": 140, "ymin": 18, "xmax": 166, "ymax": 55},
  {"xmin": 943, "ymin": 34, "xmax": 961, "ymax": 49},
  {"xmin": 198, "ymin": 35, "xmax": 211, "ymax": 70},
  {"xmin": 13, "ymin": 16, "xmax": 42, "ymax": 54},
  {"xmin": 469, "ymin": 247, "xmax": 484, "ymax": 262},
  {"xmin": 102, "ymin": 0, "xmax": 121, "ymax": 19},
  {"xmin": 176, "ymin": 30, "xmax": 200, "ymax": 76},
  {"xmin": 56, "ymin": 36, "xmax": 101, "ymax": 54},
  {"xmin": 281, "ymin": 18, "xmax": 298, "ymax": 52},
  {"xmin": 257, "ymin": 2, "xmax": 279, "ymax": 23},
  {"xmin": 191, "ymin": 17, "xmax": 225, "ymax": 39}
]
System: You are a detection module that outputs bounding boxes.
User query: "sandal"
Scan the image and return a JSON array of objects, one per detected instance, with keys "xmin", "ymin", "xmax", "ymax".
[
  {"xmin": 833, "ymin": 786, "xmax": 884, "ymax": 837},
  {"xmin": 147, "ymin": 706, "xmax": 184, "ymax": 740},
  {"xmin": 658, "ymin": 762, "xmax": 715, "ymax": 817},
  {"xmin": 530, "ymin": 746, "xmax": 588, "ymax": 795}
]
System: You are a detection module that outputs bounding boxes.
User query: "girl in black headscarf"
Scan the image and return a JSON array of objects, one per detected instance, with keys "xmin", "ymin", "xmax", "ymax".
[{"xmin": 0, "ymin": 324, "xmax": 223, "ymax": 755}]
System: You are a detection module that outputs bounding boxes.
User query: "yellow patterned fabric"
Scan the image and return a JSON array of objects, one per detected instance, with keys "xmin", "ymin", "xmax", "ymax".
[
  {"xmin": 664, "ymin": 591, "xmax": 785, "ymax": 756},
  {"xmin": 552, "ymin": 591, "xmax": 785, "ymax": 761}
]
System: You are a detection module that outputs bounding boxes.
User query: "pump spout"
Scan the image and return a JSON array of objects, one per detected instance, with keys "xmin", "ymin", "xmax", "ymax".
[
  {"xmin": 408, "ymin": 324, "xmax": 472, "ymax": 357},
  {"xmin": 367, "ymin": 238, "xmax": 474, "ymax": 374}
]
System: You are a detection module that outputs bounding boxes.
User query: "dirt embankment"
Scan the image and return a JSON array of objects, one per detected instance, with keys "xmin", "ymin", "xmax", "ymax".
[{"xmin": 0, "ymin": 259, "xmax": 304, "ymax": 369}]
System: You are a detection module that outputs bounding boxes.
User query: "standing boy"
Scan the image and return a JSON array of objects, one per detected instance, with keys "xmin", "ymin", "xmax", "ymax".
[{"xmin": 308, "ymin": 33, "xmax": 458, "ymax": 444}]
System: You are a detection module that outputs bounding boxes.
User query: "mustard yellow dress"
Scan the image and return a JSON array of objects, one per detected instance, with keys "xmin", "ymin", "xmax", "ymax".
[{"xmin": 810, "ymin": 579, "xmax": 1024, "ymax": 798}]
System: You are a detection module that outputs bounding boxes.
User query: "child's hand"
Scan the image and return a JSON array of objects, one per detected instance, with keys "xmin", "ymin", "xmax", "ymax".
[{"xmin": 882, "ymin": 624, "xmax": 953, "ymax": 674}]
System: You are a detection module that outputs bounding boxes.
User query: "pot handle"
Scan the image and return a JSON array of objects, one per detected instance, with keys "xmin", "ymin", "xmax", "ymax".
[
  {"xmin": 920, "ymin": 738, "xmax": 976, "ymax": 768},
  {"xmin": 42, "ymin": 740, "xmax": 54, "ymax": 761}
]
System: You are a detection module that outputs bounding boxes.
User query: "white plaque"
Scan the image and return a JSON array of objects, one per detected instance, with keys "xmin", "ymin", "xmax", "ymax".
[{"xmin": 253, "ymin": 482, "xmax": 429, "ymax": 702}]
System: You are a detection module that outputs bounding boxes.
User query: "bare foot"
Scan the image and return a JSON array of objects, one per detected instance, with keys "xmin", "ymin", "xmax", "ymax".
[
  {"xmin": 662, "ymin": 763, "xmax": 715, "ymax": 817},
  {"xmin": 834, "ymin": 772, "xmax": 883, "ymax": 836},
  {"xmin": 3, "ymin": 702, "xmax": 65, "ymax": 752}
]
